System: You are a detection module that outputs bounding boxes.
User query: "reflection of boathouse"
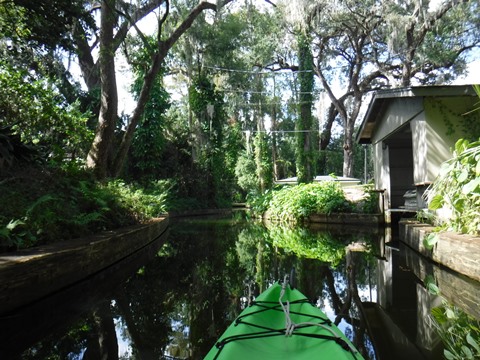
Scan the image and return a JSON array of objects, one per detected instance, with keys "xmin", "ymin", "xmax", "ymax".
[
  {"xmin": 357, "ymin": 85, "xmax": 478, "ymax": 222},
  {"xmin": 364, "ymin": 234, "xmax": 480, "ymax": 359}
]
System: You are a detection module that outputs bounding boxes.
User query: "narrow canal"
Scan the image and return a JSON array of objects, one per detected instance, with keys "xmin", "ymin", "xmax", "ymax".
[{"xmin": 1, "ymin": 213, "xmax": 479, "ymax": 359}]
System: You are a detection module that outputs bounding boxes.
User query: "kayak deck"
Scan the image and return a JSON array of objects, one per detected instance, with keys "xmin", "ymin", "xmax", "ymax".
[{"xmin": 204, "ymin": 282, "xmax": 364, "ymax": 359}]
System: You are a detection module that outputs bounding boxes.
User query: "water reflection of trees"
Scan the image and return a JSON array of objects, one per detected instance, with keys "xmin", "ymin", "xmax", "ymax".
[
  {"xmin": 17, "ymin": 218, "xmax": 379, "ymax": 360},
  {"xmin": 237, "ymin": 222, "xmax": 378, "ymax": 359},
  {"xmin": 115, "ymin": 218, "xmax": 247, "ymax": 359}
]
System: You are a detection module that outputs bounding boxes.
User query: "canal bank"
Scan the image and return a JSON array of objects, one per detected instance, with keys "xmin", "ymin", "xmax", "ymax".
[
  {"xmin": 399, "ymin": 219, "xmax": 480, "ymax": 283},
  {"xmin": 1, "ymin": 214, "xmax": 479, "ymax": 359},
  {"xmin": 0, "ymin": 216, "xmax": 169, "ymax": 314}
]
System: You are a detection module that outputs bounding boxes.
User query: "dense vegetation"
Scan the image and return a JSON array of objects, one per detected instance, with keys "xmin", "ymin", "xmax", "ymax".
[
  {"xmin": 248, "ymin": 182, "xmax": 379, "ymax": 222},
  {"xmin": 0, "ymin": 0, "xmax": 479, "ymax": 250},
  {"xmin": 425, "ymin": 138, "xmax": 480, "ymax": 235},
  {"xmin": 0, "ymin": 166, "xmax": 174, "ymax": 251},
  {"xmin": 425, "ymin": 85, "xmax": 480, "ymax": 236}
]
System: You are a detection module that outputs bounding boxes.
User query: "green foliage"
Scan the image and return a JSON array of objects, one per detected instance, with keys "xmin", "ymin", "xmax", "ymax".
[
  {"xmin": 189, "ymin": 74, "xmax": 225, "ymax": 145},
  {"xmin": 355, "ymin": 185, "xmax": 380, "ymax": 214},
  {"xmin": 188, "ymin": 74, "xmax": 236, "ymax": 207},
  {"xmin": 0, "ymin": 166, "xmax": 174, "ymax": 251},
  {"xmin": 247, "ymin": 188, "xmax": 275, "ymax": 216},
  {"xmin": 249, "ymin": 182, "xmax": 354, "ymax": 222},
  {"xmin": 295, "ymin": 32, "xmax": 315, "ymax": 184},
  {"xmin": 267, "ymin": 226, "xmax": 346, "ymax": 267},
  {"xmin": 254, "ymin": 130, "xmax": 273, "ymax": 193},
  {"xmin": 0, "ymin": 0, "xmax": 93, "ymax": 51},
  {"xmin": 0, "ymin": 218, "xmax": 35, "ymax": 249},
  {"xmin": 416, "ymin": 209, "xmax": 436, "ymax": 225},
  {"xmin": 0, "ymin": 62, "xmax": 93, "ymax": 164},
  {"xmin": 0, "ymin": 125, "xmax": 40, "ymax": 170},
  {"xmin": 235, "ymin": 150, "xmax": 259, "ymax": 195},
  {"xmin": 431, "ymin": 302, "xmax": 480, "ymax": 360},
  {"xmin": 424, "ymin": 275, "xmax": 441, "ymax": 296},
  {"xmin": 427, "ymin": 138, "xmax": 480, "ymax": 234},
  {"xmin": 105, "ymin": 179, "xmax": 173, "ymax": 220},
  {"xmin": 423, "ymin": 232, "xmax": 441, "ymax": 250},
  {"xmin": 129, "ymin": 73, "xmax": 171, "ymax": 181}
]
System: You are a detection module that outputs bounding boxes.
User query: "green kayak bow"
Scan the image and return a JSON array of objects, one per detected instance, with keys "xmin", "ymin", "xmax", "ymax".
[{"xmin": 204, "ymin": 282, "xmax": 364, "ymax": 359}]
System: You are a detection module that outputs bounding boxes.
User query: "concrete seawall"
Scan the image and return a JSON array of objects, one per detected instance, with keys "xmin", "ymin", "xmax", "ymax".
[{"xmin": 0, "ymin": 217, "xmax": 169, "ymax": 314}]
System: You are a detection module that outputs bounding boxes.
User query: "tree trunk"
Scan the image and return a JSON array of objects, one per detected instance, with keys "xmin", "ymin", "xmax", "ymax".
[
  {"xmin": 86, "ymin": 0, "xmax": 118, "ymax": 179},
  {"xmin": 271, "ymin": 103, "xmax": 279, "ymax": 180},
  {"xmin": 83, "ymin": 302, "xmax": 119, "ymax": 360},
  {"xmin": 82, "ymin": 1, "xmax": 219, "ymax": 179},
  {"xmin": 296, "ymin": 33, "xmax": 314, "ymax": 183},
  {"xmin": 342, "ymin": 95, "xmax": 362, "ymax": 177},
  {"xmin": 320, "ymin": 104, "xmax": 337, "ymax": 151},
  {"xmin": 110, "ymin": 1, "xmax": 217, "ymax": 177},
  {"xmin": 343, "ymin": 119, "xmax": 354, "ymax": 177}
]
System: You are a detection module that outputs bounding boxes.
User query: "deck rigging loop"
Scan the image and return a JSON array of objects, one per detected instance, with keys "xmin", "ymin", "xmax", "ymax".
[
  {"xmin": 210, "ymin": 281, "xmax": 363, "ymax": 360},
  {"xmin": 279, "ymin": 276, "xmax": 359, "ymax": 354}
]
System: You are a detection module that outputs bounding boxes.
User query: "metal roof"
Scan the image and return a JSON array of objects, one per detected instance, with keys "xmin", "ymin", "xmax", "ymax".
[{"xmin": 275, "ymin": 175, "xmax": 361, "ymax": 185}]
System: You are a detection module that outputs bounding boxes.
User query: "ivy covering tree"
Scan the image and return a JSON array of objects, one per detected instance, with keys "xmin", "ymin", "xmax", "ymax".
[
  {"xmin": 295, "ymin": 32, "xmax": 315, "ymax": 183},
  {"xmin": 188, "ymin": 73, "xmax": 237, "ymax": 206}
]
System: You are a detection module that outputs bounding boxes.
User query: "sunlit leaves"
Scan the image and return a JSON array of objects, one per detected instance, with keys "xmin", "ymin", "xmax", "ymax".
[
  {"xmin": 235, "ymin": 150, "xmax": 259, "ymax": 195},
  {"xmin": 424, "ymin": 274, "xmax": 440, "ymax": 295},
  {"xmin": 427, "ymin": 138, "xmax": 480, "ymax": 234},
  {"xmin": 251, "ymin": 181, "xmax": 354, "ymax": 222},
  {"xmin": 0, "ymin": 62, "xmax": 93, "ymax": 164},
  {"xmin": 428, "ymin": 194, "xmax": 444, "ymax": 210},
  {"xmin": 423, "ymin": 232, "xmax": 440, "ymax": 250},
  {"xmin": 431, "ymin": 301, "xmax": 480, "ymax": 360},
  {"xmin": 467, "ymin": 333, "xmax": 480, "ymax": 354}
]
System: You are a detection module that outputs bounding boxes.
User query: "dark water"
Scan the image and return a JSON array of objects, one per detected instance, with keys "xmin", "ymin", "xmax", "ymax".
[{"xmin": 1, "ymin": 214, "xmax": 479, "ymax": 359}]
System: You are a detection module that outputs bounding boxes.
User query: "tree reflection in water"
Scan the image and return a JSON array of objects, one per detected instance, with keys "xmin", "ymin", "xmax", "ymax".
[
  {"xmin": 133, "ymin": 217, "xmax": 380, "ymax": 359},
  {"xmin": 17, "ymin": 215, "xmax": 477, "ymax": 360},
  {"xmin": 12, "ymin": 216, "xmax": 379, "ymax": 359}
]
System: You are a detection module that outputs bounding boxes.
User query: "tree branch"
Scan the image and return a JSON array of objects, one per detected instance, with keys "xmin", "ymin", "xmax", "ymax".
[
  {"xmin": 163, "ymin": 1, "xmax": 217, "ymax": 50},
  {"xmin": 111, "ymin": 0, "xmax": 227, "ymax": 176},
  {"xmin": 112, "ymin": 0, "xmax": 166, "ymax": 52}
]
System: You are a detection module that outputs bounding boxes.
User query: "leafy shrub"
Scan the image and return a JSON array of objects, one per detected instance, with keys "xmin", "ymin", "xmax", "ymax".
[
  {"xmin": 357, "ymin": 185, "xmax": 380, "ymax": 214},
  {"xmin": 0, "ymin": 62, "xmax": 93, "ymax": 164},
  {"xmin": 267, "ymin": 225, "xmax": 346, "ymax": 267},
  {"xmin": 247, "ymin": 188, "xmax": 274, "ymax": 216},
  {"xmin": 0, "ymin": 166, "xmax": 173, "ymax": 251},
  {"xmin": 431, "ymin": 302, "xmax": 480, "ymax": 360},
  {"xmin": 105, "ymin": 179, "xmax": 173, "ymax": 220},
  {"xmin": 235, "ymin": 151, "xmax": 259, "ymax": 196},
  {"xmin": 427, "ymin": 138, "xmax": 480, "ymax": 235},
  {"xmin": 249, "ymin": 182, "xmax": 354, "ymax": 222}
]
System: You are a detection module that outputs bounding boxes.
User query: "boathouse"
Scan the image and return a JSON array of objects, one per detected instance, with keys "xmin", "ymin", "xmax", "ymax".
[{"xmin": 356, "ymin": 85, "xmax": 479, "ymax": 221}]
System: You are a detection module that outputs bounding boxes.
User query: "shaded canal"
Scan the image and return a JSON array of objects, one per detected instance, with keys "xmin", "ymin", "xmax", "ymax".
[{"xmin": 1, "ymin": 214, "xmax": 479, "ymax": 359}]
